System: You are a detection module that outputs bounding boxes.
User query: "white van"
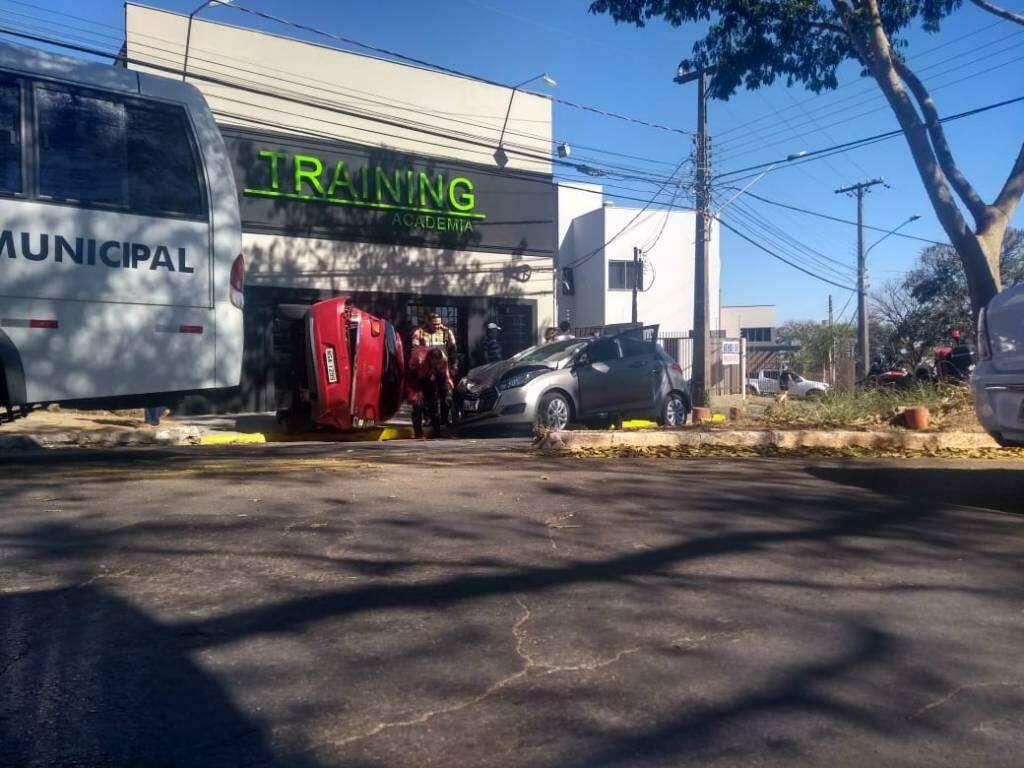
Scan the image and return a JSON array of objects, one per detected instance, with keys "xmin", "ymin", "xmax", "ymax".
[
  {"xmin": 974, "ymin": 284, "xmax": 1024, "ymax": 446},
  {"xmin": 0, "ymin": 41, "xmax": 244, "ymax": 421}
]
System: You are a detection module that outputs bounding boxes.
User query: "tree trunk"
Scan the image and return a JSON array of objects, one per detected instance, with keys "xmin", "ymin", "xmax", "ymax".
[
  {"xmin": 841, "ymin": 0, "xmax": 1012, "ymax": 319},
  {"xmin": 961, "ymin": 226, "xmax": 1002, "ymax": 316}
]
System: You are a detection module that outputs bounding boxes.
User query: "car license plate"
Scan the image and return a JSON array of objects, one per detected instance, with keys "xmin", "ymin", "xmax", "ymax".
[
  {"xmin": 463, "ymin": 400, "xmax": 479, "ymax": 412},
  {"xmin": 323, "ymin": 347, "xmax": 338, "ymax": 384}
]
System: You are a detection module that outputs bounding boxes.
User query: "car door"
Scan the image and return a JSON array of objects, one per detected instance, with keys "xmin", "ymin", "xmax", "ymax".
[
  {"xmin": 615, "ymin": 334, "xmax": 658, "ymax": 415},
  {"xmin": 761, "ymin": 370, "xmax": 780, "ymax": 394},
  {"xmin": 574, "ymin": 337, "xmax": 624, "ymax": 416}
]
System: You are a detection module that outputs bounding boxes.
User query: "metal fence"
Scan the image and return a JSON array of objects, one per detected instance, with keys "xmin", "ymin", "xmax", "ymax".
[{"xmin": 657, "ymin": 333, "xmax": 746, "ymax": 396}]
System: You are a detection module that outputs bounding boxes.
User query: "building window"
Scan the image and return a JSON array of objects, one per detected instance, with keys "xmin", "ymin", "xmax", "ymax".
[
  {"xmin": 560, "ymin": 267, "xmax": 575, "ymax": 296},
  {"xmin": 608, "ymin": 260, "xmax": 639, "ymax": 291},
  {"xmin": 740, "ymin": 327, "xmax": 772, "ymax": 343}
]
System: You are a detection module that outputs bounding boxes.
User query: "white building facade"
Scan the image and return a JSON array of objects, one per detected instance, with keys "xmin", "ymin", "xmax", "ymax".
[
  {"xmin": 125, "ymin": 4, "xmax": 558, "ymax": 410},
  {"xmin": 555, "ymin": 183, "xmax": 720, "ymax": 337}
]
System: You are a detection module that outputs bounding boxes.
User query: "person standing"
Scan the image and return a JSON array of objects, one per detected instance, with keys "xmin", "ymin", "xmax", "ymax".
[
  {"xmin": 554, "ymin": 320, "xmax": 573, "ymax": 340},
  {"xmin": 476, "ymin": 322, "xmax": 503, "ymax": 365},
  {"xmin": 412, "ymin": 312, "xmax": 457, "ymax": 359},
  {"xmin": 406, "ymin": 346, "xmax": 452, "ymax": 439}
]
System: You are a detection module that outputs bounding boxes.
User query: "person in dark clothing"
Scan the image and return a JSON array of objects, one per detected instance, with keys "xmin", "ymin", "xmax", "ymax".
[
  {"xmin": 407, "ymin": 347, "xmax": 452, "ymax": 438},
  {"xmin": 477, "ymin": 322, "xmax": 503, "ymax": 365}
]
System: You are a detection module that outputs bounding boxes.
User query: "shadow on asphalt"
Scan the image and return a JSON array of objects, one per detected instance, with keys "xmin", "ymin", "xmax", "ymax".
[
  {"xmin": 1, "ymin": 453, "xmax": 1021, "ymax": 766},
  {"xmin": 0, "ymin": 586, "xmax": 334, "ymax": 768},
  {"xmin": 806, "ymin": 465, "xmax": 1024, "ymax": 515}
]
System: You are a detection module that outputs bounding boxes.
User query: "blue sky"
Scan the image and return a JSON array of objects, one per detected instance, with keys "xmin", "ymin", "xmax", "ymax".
[{"xmin": 3, "ymin": 0, "xmax": 1021, "ymax": 323}]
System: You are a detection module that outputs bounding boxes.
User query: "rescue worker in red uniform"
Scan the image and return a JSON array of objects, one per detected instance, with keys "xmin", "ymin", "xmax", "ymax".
[{"xmin": 406, "ymin": 346, "xmax": 453, "ymax": 438}]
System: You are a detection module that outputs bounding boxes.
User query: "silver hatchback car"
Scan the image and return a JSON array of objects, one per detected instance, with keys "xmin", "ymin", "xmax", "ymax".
[{"xmin": 457, "ymin": 332, "xmax": 691, "ymax": 431}]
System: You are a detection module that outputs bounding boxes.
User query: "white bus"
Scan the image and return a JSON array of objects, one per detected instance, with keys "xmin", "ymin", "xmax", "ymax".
[{"xmin": 0, "ymin": 41, "xmax": 244, "ymax": 421}]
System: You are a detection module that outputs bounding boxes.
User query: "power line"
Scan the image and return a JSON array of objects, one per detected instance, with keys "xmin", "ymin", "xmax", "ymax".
[
  {"xmin": 729, "ymin": 199, "xmax": 856, "ymax": 276},
  {"xmin": 739, "ymin": 191, "xmax": 945, "ymax": 245},
  {"xmin": 209, "ymin": 0, "xmax": 696, "ymax": 136},
  {"xmin": 0, "ymin": 25, "xmax": 685, "ymax": 186},
  {"xmin": 714, "ymin": 93, "xmax": 1024, "ymax": 181},
  {"xmin": 718, "ymin": 217, "xmax": 857, "ymax": 291},
  {"xmin": 713, "ymin": 19, "xmax": 1014, "ymax": 142},
  {"xmin": 567, "ymin": 157, "xmax": 693, "ymax": 271},
  {"xmin": 717, "ymin": 41, "xmax": 1024, "ymax": 159},
  {"xmin": 211, "ymin": 106, "xmax": 693, "ymax": 209},
  {"xmin": 0, "ymin": 3, "xmax": 690, "ymax": 175}
]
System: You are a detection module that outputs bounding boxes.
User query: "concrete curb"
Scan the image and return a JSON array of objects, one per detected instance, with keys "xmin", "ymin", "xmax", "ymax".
[
  {"xmin": 550, "ymin": 428, "xmax": 1001, "ymax": 452},
  {"xmin": 0, "ymin": 426, "xmax": 203, "ymax": 450}
]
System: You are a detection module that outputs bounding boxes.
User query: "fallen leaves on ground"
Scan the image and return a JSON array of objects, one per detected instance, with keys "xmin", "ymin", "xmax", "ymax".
[{"xmin": 562, "ymin": 444, "xmax": 1024, "ymax": 461}]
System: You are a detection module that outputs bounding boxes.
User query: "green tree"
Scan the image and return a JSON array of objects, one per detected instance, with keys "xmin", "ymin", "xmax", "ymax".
[
  {"xmin": 870, "ymin": 227, "xmax": 1021, "ymax": 363},
  {"xmin": 589, "ymin": 0, "xmax": 1024, "ymax": 316},
  {"xmin": 776, "ymin": 319, "xmax": 854, "ymax": 377},
  {"xmin": 904, "ymin": 227, "xmax": 1024, "ymax": 333}
]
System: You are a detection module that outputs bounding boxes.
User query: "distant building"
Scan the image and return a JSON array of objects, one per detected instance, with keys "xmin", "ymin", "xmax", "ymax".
[{"xmin": 720, "ymin": 305, "xmax": 777, "ymax": 346}]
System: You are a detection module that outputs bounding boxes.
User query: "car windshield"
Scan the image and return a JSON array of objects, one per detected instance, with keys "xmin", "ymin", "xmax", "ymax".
[{"xmin": 512, "ymin": 338, "xmax": 586, "ymax": 364}]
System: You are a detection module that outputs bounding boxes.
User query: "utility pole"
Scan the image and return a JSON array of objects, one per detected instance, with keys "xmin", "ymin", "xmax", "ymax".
[
  {"xmin": 692, "ymin": 68, "xmax": 711, "ymax": 408},
  {"xmin": 835, "ymin": 178, "xmax": 885, "ymax": 378},
  {"xmin": 827, "ymin": 294, "xmax": 835, "ymax": 386},
  {"xmin": 675, "ymin": 63, "xmax": 714, "ymax": 407},
  {"xmin": 631, "ymin": 246, "xmax": 641, "ymax": 324}
]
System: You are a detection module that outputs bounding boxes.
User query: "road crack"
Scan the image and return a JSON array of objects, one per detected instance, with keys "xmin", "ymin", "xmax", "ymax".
[
  {"xmin": 916, "ymin": 681, "xmax": 1024, "ymax": 715},
  {"xmin": 311, "ymin": 598, "xmax": 739, "ymax": 754}
]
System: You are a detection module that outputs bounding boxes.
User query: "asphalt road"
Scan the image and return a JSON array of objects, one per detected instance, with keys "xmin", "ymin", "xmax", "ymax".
[{"xmin": 1, "ymin": 442, "xmax": 1022, "ymax": 767}]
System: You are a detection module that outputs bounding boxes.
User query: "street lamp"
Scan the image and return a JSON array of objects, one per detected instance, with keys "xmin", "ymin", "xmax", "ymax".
[
  {"xmin": 183, "ymin": 0, "xmax": 233, "ymax": 81},
  {"xmin": 494, "ymin": 73, "xmax": 557, "ymax": 168},
  {"xmin": 714, "ymin": 151, "xmax": 807, "ymax": 215},
  {"xmin": 865, "ymin": 214, "xmax": 921, "ymax": 258}
]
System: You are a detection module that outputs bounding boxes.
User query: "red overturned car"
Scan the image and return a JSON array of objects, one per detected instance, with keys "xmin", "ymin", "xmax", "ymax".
[{"xmin": 275, "ymin": 297, "xmax": 405, "ymax": 432}]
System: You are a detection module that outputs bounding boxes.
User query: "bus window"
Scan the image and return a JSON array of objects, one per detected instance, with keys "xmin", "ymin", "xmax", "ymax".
[
  {"xmin": 36, "ymin": 85, "xmax": 204, "ymax": 219},
  {"xmin": 127, "ymin": 101, "xmax": 204, "ymax": 218},
  {"xmin": 37, "ymin": 86, "xmax": 128, "ymax": 207},
  {"xmin": 0, "ymin": 80, "xmax": 20, "ymax": 194}
]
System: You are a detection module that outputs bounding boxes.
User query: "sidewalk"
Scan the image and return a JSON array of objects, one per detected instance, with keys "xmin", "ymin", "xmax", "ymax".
[
  {"xmin": 0, "ymin": 408, "xmax": 204, "ymax": 449},
  {"xmin": 0, "ymin": 406, "xmax": 417, "ymax": 449}
]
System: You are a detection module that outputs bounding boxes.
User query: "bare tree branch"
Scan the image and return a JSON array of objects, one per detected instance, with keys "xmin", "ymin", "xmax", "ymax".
[
  {"xmin": 840, "ymin": 0, "xmax": 972, "ymax": 248},
  {"xmin": 892, "ymin": 58, "xmax": 988, "ymax": 221},
  {"xmin": 970, "ymin": 0, "xmax": 1024, "ymax": 25},
  {"xmin": 993, "ymin": 142, "xmax": 1024, "ymax": 223}
]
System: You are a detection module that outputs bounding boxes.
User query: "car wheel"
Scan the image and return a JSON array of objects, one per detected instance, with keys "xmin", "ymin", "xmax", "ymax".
[
  {"xmin": 804, "ymin": 389, "xmax": 825, "ymax": 400},
  {"xmin": 536, "ymin": 392, "xmax": 571, "ymax": 432},
  {"xmin": 660, "ymin": 392, "xmax": 689, "ymax": 427},
  {"xmin": 746, "ymin": 385, "xmax": 758, "ymax": 396}
]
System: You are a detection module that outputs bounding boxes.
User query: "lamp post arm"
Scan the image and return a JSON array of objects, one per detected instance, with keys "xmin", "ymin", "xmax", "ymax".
[
  {"xmin": 865, "ymin": 216, "xmax": 919, "ymax": 257},
  {"xmin": 714, "ymin": 165, "xmax": 777, "ymax": 216}
]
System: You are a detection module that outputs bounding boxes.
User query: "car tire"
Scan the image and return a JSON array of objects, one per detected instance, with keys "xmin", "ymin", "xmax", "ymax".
[
  {"xmin": 535, "ymin": 392, "xmax": 571, "ymax": 432},
  {"xmin": 659, "ymin": 392, "xmax": 689, "ymax": 427},
  {"xmin": 804, "ymin": 389, "xmax": 825, "ymax": 400},
  {"xmin": 746, "ymin": 385, "xmax": 758, "ymax": 396}
]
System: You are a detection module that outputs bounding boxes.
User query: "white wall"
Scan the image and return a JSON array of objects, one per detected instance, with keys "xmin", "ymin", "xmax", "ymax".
[
  {"xmin": 554, "ymin": 201, "xmax": 721, "ymax": 335},
  {"xmin": 555, "ymin": 182, "xmax": 604, "ymax": 326},
  {"xmin": 600, "ymin": 207, "xmax": 700, "ymax": 335},
  {"xmin": 125, "ymin": 4, "xmax": 552, "ymax": 174},
  {"xmin": 720, "ymin": 305, "xmax": 776, "ymax": 337},
  {"xmin": 567, "ymin": 208, "xmax": 609, "ymax": 328}
]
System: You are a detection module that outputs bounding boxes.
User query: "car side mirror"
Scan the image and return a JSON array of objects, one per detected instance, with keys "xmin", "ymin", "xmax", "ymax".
[{"xmin": 575, "ymin": 352, "xmax": 589, "ymax": 367}]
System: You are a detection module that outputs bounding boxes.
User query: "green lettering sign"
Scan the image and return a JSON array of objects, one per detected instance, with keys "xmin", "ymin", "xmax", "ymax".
[
  {"xmin": 293, "ymin": 154, "xmax": 324, "ymax": 196},
  {"xmin": 244, "ymin": 149, "xmax": 486, "ymax": 231}
]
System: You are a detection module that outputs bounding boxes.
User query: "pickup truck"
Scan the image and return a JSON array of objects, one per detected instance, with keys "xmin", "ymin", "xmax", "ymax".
[{"xmin": 746, "ymin": 370, "xmax": 829, "ymax": 399}]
